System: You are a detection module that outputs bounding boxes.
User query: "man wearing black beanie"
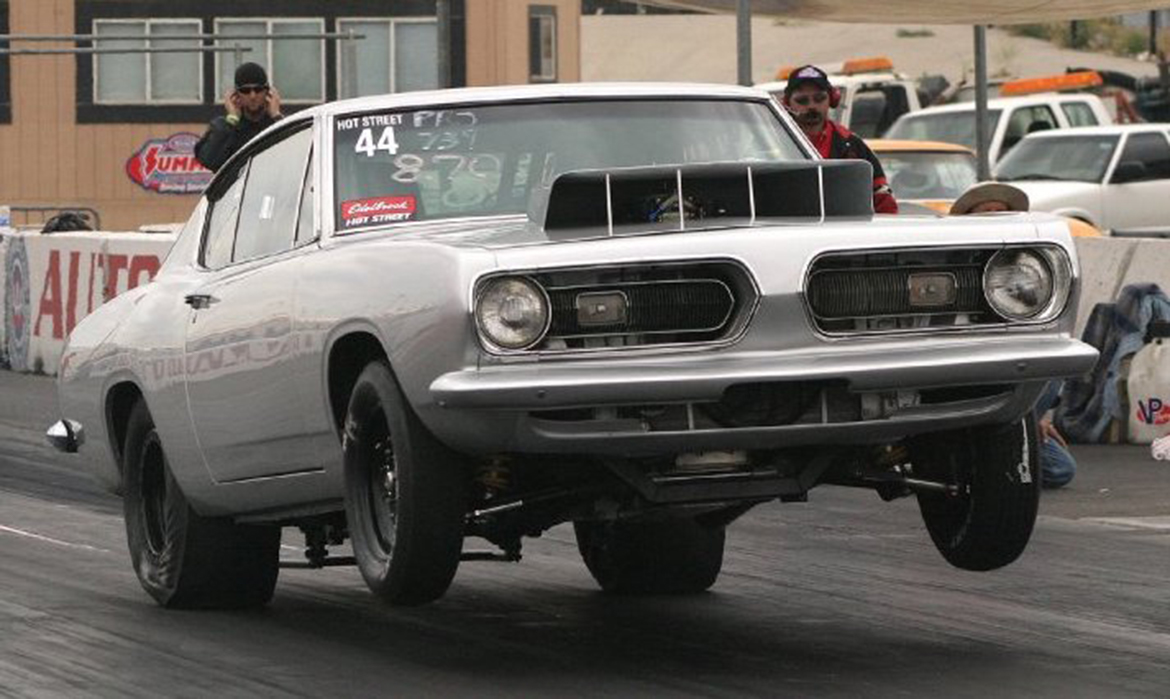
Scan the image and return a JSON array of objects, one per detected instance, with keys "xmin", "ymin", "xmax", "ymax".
[{"xmin": 195, "ymin": 62, "xmax": 283, "ymax": 172}]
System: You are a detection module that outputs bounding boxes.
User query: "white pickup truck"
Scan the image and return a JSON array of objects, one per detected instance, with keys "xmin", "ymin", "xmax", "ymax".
[{"xmin": 885, "ymin": 93, "xmax": 1113, "ymax": 165}]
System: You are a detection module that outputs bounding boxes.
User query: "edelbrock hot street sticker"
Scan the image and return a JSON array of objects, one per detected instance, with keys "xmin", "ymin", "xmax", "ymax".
[{"xmin": 340, "ymin": 196, "xmax": 417, "ymax": 228}]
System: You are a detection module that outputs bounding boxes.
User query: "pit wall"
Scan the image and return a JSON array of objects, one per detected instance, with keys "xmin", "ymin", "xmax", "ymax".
[
  {"xmin": 2, "ymin": 229, "xmax": 1169, "ymax": 376},
  {"xmin": 2, "ymin": 228, "xmax": 177, "ymax": 375}
]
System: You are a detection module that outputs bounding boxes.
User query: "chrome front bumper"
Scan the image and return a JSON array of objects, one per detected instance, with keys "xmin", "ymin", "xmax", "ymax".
[{"xmin": 431, "ymin": 336, "xmax": 1099, "ymax": 410}]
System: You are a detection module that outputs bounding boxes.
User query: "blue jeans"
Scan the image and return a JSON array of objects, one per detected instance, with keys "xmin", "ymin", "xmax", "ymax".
[{"xmin": 1036, "ymin": 382, "xmax": 1076, "ymax": 489}]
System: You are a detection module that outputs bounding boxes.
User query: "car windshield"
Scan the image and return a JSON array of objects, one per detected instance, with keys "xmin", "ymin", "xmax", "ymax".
[
  {"xmin": 880, "ymin": 151, "xmax": 978, "ymax": 200},
  {"xmin": 994, "ymin": 134, "xmax": 1119, "ymax": 183},
  {"xmin": 332, "ymin": 99, "xmax": 805, "ymax": 232},
  {"xmin": 885, "ymin": 109, "xmax": 1002, "ymax": 151}
]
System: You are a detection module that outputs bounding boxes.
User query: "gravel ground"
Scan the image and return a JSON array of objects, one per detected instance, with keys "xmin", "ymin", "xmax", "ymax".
[{"xmin": 582, "ymin": 15, "xmax": 1163, "ymax": 87}]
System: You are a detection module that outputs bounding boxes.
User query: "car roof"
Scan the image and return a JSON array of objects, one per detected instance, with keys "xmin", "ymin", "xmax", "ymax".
[
  {"xmin": 1019, "ymin": 124, "xmax": 1169, "ymax": 138},
  {"xmin": 900, "ymin": 93, "xmax": 1100, "ymax": 116},
  {"xmin": 304, "ymin": 82, "xmax": 774, "ymax": 119},
  {"xmin": 868, "ymin": 139, "xmax": 976, "ymax": 154}
]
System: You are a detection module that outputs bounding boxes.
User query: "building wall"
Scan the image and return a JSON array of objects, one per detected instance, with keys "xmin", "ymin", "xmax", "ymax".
[
  {"xmin": 0, "ymin": 0, "xmax": 205, "ymax": 230},
  {"xmin": 0, "ymin": 0, "xmax": 579, "ymax": 231},
  {"xmin": 466, "ymin": 0, "xmax": 580, "ymax": 87}
]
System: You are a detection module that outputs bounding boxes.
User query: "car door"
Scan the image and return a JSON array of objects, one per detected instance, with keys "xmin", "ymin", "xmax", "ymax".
[
  {"xmin": 183, "ymin": 124, "xmax": 319, "ymax": 483},
  {"xmin": 1102, "ymin": 131, "xmax": 1170, "ymax": 237}
]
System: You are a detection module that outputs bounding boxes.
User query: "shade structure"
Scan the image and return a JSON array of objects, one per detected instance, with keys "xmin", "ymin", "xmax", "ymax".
[{"xmin": 643, "ymin": 1, "xmax": 1170, "ymax": 24}]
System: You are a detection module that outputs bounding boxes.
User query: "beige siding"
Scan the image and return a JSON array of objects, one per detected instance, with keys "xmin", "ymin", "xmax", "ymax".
[{"xmin": 466, "ymin": 0, "xmax": 580, "ymax": 87}]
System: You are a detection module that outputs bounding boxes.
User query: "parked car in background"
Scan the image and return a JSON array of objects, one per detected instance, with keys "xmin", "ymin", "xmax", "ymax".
[
  {"xmin": 995, "ymin": 124, "xmax": 1170, "ymax": 237},
  {"xmin": 867, "ymin": 139, "xmax": 1101, "ymax": 236},
  {"xmin": 869, "ymin": 139, "xmax": 978, "ymax": 213},
  {"xmin": 885, "ymin": 93, "xmax": 1111, "ymax": 165},
  {"xmin": 759, "ymin": 56, "xmax": 922, "ymax": 138},
  {"xmin": 48, "ymin": 83, "xmax": 1096, "ymax": 612}
]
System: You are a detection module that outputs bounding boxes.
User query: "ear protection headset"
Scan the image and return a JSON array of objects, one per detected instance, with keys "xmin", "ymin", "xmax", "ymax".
[{"xmin": 784, "ymin": 65, "xmax": 840, "ymax": 109}]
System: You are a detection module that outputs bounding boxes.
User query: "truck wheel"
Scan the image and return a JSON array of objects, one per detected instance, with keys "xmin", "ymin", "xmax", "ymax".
[
  {"xmin": 342, "ymin": 361, "xmax": 469, "ymax": 605},
  {"xmin": 122, "ymin": 400, "xmax": 280, "ymax": 609},
  {"xmin": 911, "ymin": 414, "xmax": 1041, "ymax": 571},
  {"xmin": 574, "ymin": 517, "xmax": 725, "ymax": 594}
]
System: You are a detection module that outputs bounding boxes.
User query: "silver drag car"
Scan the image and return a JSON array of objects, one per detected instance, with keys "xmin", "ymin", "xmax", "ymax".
[{"xmin": 49, "ymin": 84, "xmax": 1097, "ymax": 608}]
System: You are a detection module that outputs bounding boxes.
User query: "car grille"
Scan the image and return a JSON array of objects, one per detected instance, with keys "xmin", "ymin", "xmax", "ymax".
[
  {"xmin": 806, "ymin": 248, "xmax": 1000, "ymax": 334},
  {"xmin": 546, "ymin": 279, "xmax": 733, "ymax": 338},
  {"xmin": 530, "ymin": 261, "xmax": 757, "ymax": 351}
]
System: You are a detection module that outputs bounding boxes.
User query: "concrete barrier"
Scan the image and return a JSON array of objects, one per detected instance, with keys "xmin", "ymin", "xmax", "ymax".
[
  {"xmin": 2, "ymin": 228, "xmax": 176, "ymax": 374},
  {"xmin": 2, "ymin": 228, "xmax": 1169, "ymax": 376},
  {"xmin": 1073, "ymin": 236, "xmax": 1170, "ymax": 336}
]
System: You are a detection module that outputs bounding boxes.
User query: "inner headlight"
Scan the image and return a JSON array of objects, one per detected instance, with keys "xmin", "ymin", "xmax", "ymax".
[
  {"xmin": 983, "ymin": 248, "xmax": 1055, "ymax": 321},
  {"xmin": 475, "ymin": 276, "xmax": 550, "ymax": 350}
]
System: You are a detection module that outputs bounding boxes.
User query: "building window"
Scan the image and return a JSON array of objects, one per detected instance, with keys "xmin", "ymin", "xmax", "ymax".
[
  {"xmin": 215, "ymin": 18, "xmax": 325, "ymax": 103},
  {"xmin": 528, "ymin": 6, "xmax": 557, "ymax": 83},
  {"xmin": 336, "ymin": 18, "xmax": 438, "ymax": 98},
  {"xmin": 93, "ymin": 19, "xmax": 202, "ymax": 104}
]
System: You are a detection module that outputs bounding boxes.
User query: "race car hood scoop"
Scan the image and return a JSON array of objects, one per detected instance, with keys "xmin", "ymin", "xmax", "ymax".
[{"xmin": 537, "ymin": 160, "xmax": 874, "ymax": 240}]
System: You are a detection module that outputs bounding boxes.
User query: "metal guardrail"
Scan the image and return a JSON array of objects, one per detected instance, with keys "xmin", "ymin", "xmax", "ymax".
[{"xmin": 0, "ymin": 31, "xmax": 363, "ymax": 57}]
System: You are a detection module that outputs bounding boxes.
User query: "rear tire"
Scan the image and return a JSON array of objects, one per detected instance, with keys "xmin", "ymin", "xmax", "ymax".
[
  {"xmin": 122, "ymin": 400, "xmax": 280, "ymax": 609},
  {"xmin": 342, "ymin": 361, "xmax": 469, "ymax": 605},
  {"xmin": 574, "ymin": 517, "xmax": 726, "ymax": 594},
  {"xmin": 911, "ymin": 415, "xmax": 1041, "ymax": 571}
]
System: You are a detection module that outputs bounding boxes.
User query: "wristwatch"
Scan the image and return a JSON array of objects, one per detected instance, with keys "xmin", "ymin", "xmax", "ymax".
[{"xmin": 225, "ymin": 114, "xmax": 240, "ymax": 126}]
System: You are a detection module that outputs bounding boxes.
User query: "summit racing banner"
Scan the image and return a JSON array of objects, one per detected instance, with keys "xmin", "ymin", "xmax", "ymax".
[{"xmin": 126, "ymin": 133, "xmax": 213, "ymax": 194}]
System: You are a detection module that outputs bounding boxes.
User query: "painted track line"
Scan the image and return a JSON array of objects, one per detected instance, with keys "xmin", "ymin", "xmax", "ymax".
[{"xmin": 0, "ymin": 523, "xmax": 113, "ymax": 553}]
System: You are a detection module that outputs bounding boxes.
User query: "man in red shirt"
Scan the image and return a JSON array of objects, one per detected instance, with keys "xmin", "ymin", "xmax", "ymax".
[{"xmin": 782, "ymin": 65, "xmax": 898, "ymax": 214}]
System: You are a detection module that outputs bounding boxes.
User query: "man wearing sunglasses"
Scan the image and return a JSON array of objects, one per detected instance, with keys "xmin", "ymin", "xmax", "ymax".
[
  {"xmin": 782, "ymin": 65, "xmax": 898, "ymax": 214},
  {"xmin": 195, "ymin": 62, "xmax": 284, "ymax": 172}
]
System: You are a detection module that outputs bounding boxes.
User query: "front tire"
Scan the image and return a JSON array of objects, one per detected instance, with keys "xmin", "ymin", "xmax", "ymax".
[
  {"xmin": 342, "ymin": 361, "xmax": 469, "ymax": 606},
  {"xmin": 574, "ymin": 517, "xmax": 726, "ymax": 594},
  {"xmin": 911, "ymin": 415, "xmax": 1041, "ymax": 571},
  {"xmin": 122, "ymin": 400, "xmax": 280, "ymax": 609}
]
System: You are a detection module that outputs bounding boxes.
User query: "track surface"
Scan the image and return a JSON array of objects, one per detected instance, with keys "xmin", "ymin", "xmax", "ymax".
[{"xmin": 2, "ymin": 371, "xmax": 1168, "ymax": 697}]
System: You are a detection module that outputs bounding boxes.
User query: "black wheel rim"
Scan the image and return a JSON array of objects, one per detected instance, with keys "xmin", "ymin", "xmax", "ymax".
[
  {"xmin": 365, "ymin": 410, "xmax": 398, "ymax": 553},
  {"xmin": 139, "ymin": 433, "xmax": 168, "ymax": 557}
]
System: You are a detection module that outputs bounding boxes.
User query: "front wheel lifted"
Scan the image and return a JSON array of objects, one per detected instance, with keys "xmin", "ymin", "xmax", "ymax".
[
  {"xmin": 342, "ymin": 361, "xmax": 469, "ymax": 605},
  {"xmin": 574, "ymin": 517, "xmax": 726, "ymax": 594},
  {"xmin": 911, "ymin": 414, "xmax": 1041, "ymax": 572},
  {"xmin": 122, "ymin": 400, "xmax": 280, "ymax": 608}
]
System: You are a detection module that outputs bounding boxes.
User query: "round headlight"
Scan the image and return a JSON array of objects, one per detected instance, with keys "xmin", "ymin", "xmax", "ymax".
[
  {"xmin": 475, "ymin": 277, "xmax": 549, "ymax": 350},
  {"xmin": 983, "ymin": 249, "xmax": 1054, "ymax": 321}
]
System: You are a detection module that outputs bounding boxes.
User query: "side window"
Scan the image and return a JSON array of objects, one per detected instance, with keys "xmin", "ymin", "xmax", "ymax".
[
  {"xmin": 202, "ymin": 162, "xmax": 249, "ymax": 270},
  {"xmin": 1116, "ymin": 132, "xmax": 1170, "ymax": 180},
  {"xmin": 233, "ymin": 128, "xmax": 313, "ymax": 263},
  {"xmin": 294, "ymin": 150, "xmax": 316, "ymax": 247},
  {"xmin": 849, "ymin": 91, "xmax": 887, "ymax": 139},
  {"xmin": 1061, "ymin": 102, "xmax": 1099, "ymax": 127},
  {"xmin": 1002, "ymin": 105, "xmax": 1058, "ymax": 153}
]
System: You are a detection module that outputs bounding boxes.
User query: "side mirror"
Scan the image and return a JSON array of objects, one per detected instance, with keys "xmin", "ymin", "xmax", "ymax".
[{"xmin": 1112, "ymin": 160, "xmax": 1148, "ymax": 184}]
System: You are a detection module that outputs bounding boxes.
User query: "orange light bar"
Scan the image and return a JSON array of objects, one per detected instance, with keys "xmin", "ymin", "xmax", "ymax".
[
  {"xmin": 840, "ymin": 56, "xmax": 894, "ymax": 75},
  {"xmin": 775, "ymin": 65, "xmax": 796, "ymax": 81},
  {"xmin": 1000, "ymin": 71, "xmax": 1103, "ymax": 96}
]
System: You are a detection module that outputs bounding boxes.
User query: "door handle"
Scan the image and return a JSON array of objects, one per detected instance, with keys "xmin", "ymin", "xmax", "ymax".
[{"xmin": 184, "ymin": 293, "xmax": 219, "ymax": 310}]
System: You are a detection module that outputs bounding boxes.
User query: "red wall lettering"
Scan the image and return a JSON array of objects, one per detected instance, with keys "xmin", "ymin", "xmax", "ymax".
[{"xmin": 35, "ymin": 250, "xmax": 63, "ymax": 339}]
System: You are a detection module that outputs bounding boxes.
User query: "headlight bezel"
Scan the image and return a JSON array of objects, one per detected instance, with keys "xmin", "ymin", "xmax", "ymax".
[
  {"xmin": 982, "ymin": 245, "xmax": 1073, "ymax": 324},
  {"xmin": 474, "ymin": 275, "xmax": 552, "ymax": 352}
]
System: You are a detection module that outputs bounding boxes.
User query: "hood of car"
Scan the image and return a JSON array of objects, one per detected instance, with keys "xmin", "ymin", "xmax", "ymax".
[{"xmin": 1002, "ymin": 180, "xmax": 1101, "ymax": 209}]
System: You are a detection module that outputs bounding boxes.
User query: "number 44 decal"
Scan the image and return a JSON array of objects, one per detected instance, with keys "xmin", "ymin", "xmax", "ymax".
[{"xmin": 354, "ymin": 126, "xmax": 399, "ymax": 157}]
